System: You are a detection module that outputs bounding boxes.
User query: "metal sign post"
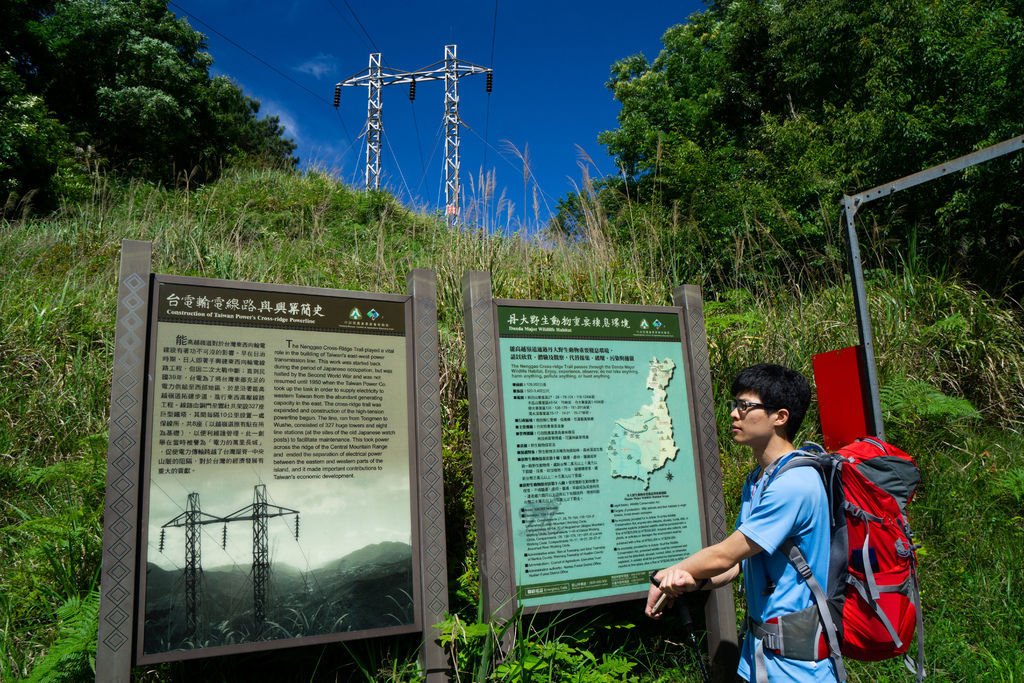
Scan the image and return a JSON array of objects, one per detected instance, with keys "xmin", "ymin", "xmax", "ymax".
[{"xmin": 842, "ymin": 134, "xmax": 1023, "ymax": 439}]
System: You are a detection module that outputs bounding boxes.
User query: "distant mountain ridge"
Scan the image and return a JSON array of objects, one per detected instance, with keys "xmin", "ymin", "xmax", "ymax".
[{"xmin": 143, "ymin": 540, "xmax": 414, "ymax": 653}]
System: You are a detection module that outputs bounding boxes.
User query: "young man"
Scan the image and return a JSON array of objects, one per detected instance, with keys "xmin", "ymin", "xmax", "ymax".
[{"xmin": 646, "ymin": 363, "xmax": 837, "ymax": 682}]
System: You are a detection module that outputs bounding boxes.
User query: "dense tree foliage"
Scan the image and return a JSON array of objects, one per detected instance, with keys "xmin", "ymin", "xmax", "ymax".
[
  {"xmin": 0, "ymin": 60, "xmax": 77, "ymax": 211},
  {"xmin": 1, "ymin": 0, "xmax": 296, "ymax": 211},
  {"xmin": 568, "ymin": 0, "xmax": 1024, "ymax": 294}
]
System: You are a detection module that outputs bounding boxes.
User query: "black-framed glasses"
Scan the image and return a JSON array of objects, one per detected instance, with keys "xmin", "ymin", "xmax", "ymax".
[{"xmin": 728, "ymin": 398, "xmax": 775, "ymax": 416}]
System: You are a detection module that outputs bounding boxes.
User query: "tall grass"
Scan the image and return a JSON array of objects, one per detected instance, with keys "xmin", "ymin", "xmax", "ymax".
[{"xmin": 1, "ymin": 166, "xmax": 1022, "ymax": 680}]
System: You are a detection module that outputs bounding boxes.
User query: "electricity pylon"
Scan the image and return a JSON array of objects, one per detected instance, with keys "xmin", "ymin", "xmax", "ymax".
[
  {"xmin": 334, "ymin": 45, "xmax": 492, "ymax": 224},
  {"xmin": 335, "ymin": 52, "xmax": 386, "ymax": 191}
]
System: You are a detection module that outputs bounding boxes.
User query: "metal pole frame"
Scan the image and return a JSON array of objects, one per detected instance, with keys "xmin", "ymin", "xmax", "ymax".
[{"xmin": 843, "ymin": 134, "xmax": 1024, "ymax": 439}]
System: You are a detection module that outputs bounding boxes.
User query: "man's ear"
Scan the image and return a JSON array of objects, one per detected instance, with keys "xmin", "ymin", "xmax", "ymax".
[{"xmin": 772, "ymin": 407, "xmax": 790, "ymax": 430}]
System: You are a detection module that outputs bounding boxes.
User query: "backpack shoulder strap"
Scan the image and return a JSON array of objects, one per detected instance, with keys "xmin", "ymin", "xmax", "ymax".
[
  {"xmin": 770, "ymin": 442, "xmax": 827, "ymax": 477},
  {"xmin": 768, "ymin": 452, "xmax": 825, "ymax": 488},
  {"xmin": 775, "ymin": 455, "xmax": 822, "ymax": 476},
  {"xmin": 858, "ymin": 436, "xmax": 888, "ymax": 453},
  {"xmin": 764, "ymin": 449, "xmax": 849, "ymax": 680},
  {"xmin": 781, "ymin": 540, "xmax": 847, "ymax": 681},
  {"xmin": 907, "ymin": 557, "xmax": 927, "ymax": 681}
]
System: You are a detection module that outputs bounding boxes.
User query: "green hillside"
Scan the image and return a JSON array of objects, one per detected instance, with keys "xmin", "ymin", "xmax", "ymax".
[
  {"xmin": 2, "ymin": 167, "xmax": 1023, "ymax": 680},
  {"xmin": 4, "ymin": 0, "xmax": 1024, "ymax": 679}
]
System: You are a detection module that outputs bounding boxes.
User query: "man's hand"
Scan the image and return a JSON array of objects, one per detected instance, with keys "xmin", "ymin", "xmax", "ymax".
[
  {"xmin": 645, "ymin": 567, "xmax": 699, "ymax": 618},
  {"xmin": 659, "ymin": 567, "xmax": 700, "ymax": 596},
  {"xmin": 645, "ymin": 582, "xmax": 671, "ymax": 618}
]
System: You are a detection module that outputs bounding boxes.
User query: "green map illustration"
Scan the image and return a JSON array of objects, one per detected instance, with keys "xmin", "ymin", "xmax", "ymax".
[{"xmin": 607, "ymin": 358, "xmax": 679, "ymax": 489}]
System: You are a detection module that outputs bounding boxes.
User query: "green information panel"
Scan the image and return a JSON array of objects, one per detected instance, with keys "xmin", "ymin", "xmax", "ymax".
[
  {"xmin": 497, "ymin": 305, "xmax": 704, "ymax": 608},
  {"xmin": 139, "ymin": 280, "xmax": 418, "ymax": 660}
]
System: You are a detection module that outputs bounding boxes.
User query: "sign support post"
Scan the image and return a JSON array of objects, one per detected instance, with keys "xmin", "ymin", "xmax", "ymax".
[
  {"xmin": 673, "ymin": 284, "xmax": 739, "ymax": 675},
  {"xmin": 463, "ymin": 271, "xmax": 517, "ymax": 625},
  {"xmin": 97, "ymin": 240, "xmax": 152, "ymax": 682},
  {"xmin": 408, "ymin": 269, "xmax": 450, "ymax": 681}
]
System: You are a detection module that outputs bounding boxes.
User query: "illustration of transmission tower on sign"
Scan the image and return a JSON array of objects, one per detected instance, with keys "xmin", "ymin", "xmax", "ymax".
[{"xmin": 159, "ymin": 484, "xmax": 299, "ymax": 639}]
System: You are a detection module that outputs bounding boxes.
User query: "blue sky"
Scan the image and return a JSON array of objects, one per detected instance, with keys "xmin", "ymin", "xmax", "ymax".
[{"xmin": 170, "ymin": 1, "xmax": 706, "ymax": 228}]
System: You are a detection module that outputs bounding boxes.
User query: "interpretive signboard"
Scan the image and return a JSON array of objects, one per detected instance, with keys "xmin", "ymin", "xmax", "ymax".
[
  {"xmin": 497, "ymin": 305, "xmax": 704, "ymax": 608},
  {"xmin": 97, "ymin": 242, "xmax": 448, "ymax": 681},
  {"xmin": 463, "ymin": 271, "xmax": 737, "ymax": 662},
  {"xmin": 139, "ymin": 278, "xmax": 417, "ymax": 660}
]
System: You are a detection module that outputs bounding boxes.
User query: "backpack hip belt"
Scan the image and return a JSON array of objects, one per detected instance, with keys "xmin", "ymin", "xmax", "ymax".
[
  {"xmin": 745, "ymin": 540, "xmax": 848, "ymax": 683},
  {"xmin": 748, "ymin": 605, "xmax": 846, "ymax": 683},
  {"xmin": 747, "ymin": 607, "xmax": 828, "ymax": 683},
  {"xmin": 747, "ymin": 606, "xmax": 826, "ymax": 661}
]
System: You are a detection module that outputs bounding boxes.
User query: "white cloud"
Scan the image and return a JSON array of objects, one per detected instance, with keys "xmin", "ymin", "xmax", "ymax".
[
  {"xmin": 301, "ymin": 141, "xmax": 355, "ymax": 173},
  {"xmin": 294, "ymin": 53, "xmax": 338, "ymax": 80},
  {"xmin": 260, "ymin": 99, "xmax": 302, "ymax": 144}
]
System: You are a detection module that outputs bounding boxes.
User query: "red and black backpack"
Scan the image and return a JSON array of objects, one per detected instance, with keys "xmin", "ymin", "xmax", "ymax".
[{"xmin": 749, "ymin": 437, "xmax": 925, "ymax": 682}]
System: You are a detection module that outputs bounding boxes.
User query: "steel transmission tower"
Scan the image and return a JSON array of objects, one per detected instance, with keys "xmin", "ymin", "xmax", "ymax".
[
  {"xmin": 335, "ymin": 52, "xmax": 385, "ymax": 191},
  {"xmin": 441, "ymin": 44, "xmax": 494, "ymax": 224},
  {"xmin": 252, "ymin": 485, "xmax": 270, "ymax": 622},
  {"xmin": 365, "ymin": 53, "xmax": 383, "ymax": 192},
  {"xmin": 334, "ymin": 45, "xmax": 491, "ymax": 223}
]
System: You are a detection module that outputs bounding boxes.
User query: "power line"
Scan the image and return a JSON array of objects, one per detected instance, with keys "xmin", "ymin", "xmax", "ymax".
[
  {"xmin": 384, "ymin": 131, "xmax": 414, "ymax": 203},
  {"xmin": 351, "ymin": 135, "xmax": 368, "ymax": 187},
  {"xmin": 415, "ymin": 121, "xmax": 446, "ymax": 197},
  {"xmin": 265, "ymin": 488, "xmax": 331, "ymax": 601},
  {"xmin": 488, "ymin": 0, "xmax": 499, "ymax": 66},
  {"xmin": 482, "ymin": 0, "xmax": 499, "ymax": 174},
  {"xmin": 332, "ymin": 108, "xmax": 357, "ymax": 161},
  {"xmin": 409, "ymin": 100, "xmax": 427, "ymax": 178},
  {"xmin": 322, "ymin": 0, "xmax": 373, "ymax": 53},
  {"xmin": 169, "ymin": 2, "xmax": 361, "ymax": 178},
  {"xmin": 341, "ymin": 0, "xmax": 380, "ymax": 52},
  {"xmin": 461, "ymin": 118, "xmax": 558, "ymax": 219},
  {"xmin": 169, "ymin": 2, "xmax": 333, "ymax": 107}
]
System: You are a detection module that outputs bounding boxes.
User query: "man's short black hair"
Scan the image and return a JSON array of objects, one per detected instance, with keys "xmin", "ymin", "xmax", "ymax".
[{"xmin": 731, "ymin": 363, "xmax": 811, "ymax": 440}]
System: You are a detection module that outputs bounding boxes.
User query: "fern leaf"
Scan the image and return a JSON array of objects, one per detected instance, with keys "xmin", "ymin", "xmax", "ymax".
[{"xmin": 25, "ymin": 590, "xmax": 100, "ymax": 683}]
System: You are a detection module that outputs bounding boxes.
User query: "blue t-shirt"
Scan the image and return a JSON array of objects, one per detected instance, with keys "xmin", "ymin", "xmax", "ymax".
[{"xmin": 735, "ymin": 453, "xmax": 837, "ymax": 682}]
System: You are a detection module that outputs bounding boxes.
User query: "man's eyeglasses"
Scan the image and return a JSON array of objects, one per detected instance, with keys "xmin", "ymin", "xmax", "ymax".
[{"xmin": 728, "ymin": 398, "xmax": 775, "ymax": 416}]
